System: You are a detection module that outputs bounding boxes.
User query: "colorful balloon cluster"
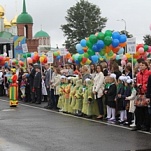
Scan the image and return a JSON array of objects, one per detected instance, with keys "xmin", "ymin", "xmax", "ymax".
[
  {"xmin": 134, "ymin": 44, "xmax": 151, "ymax": 60},
  {"xmin": 70, "ymin": 30, "xmax": 127, "ymax": 65}
]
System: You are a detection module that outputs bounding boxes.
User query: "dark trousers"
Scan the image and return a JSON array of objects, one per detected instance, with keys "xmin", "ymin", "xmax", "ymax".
[
  {"xmin": 46, "ymin": 88, "xmax": 50, "ymax": 102},
  {"xmin": 54, "ymin": 95, "xmax": 59, "ymax": 109},
  {"xmin": 0, "ymin": 84, "xmax": 4, "ymax": 96},
  {"xmin": 135, "ymin": 107, "xmax": 150, "ymax": 130},
  {"xmin": 30, "ymin": 85, "xmax": 35, "ymax": 102},
  {"xmin": 97, "ymin": 97, "xmax": 104, "ymax": 115},
  {"xmin": 48, "ymin": 89, "xmax": 55, "ymax": 108},
  {"xmin": 35, "ymin": 88, "xmax": 42, "ymax": 103}
]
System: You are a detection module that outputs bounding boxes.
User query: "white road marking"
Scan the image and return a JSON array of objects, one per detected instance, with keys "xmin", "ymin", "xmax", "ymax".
[
  {"xmin": 0, "ymin": 98, "xmax": 150, "ymax": 135},
  {"xmin": 1, "ymin": 109, "xmax": 16, "ymax": 112}
]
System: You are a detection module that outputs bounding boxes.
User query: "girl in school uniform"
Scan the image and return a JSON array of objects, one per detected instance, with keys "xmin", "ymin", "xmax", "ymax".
[
  {"xmin": 116, "ymin": 76, "xmax": 126, "ymax": 124},
  {"xmin": 104, "ymin": 74, "xmax": 117, "ymax": 122}
]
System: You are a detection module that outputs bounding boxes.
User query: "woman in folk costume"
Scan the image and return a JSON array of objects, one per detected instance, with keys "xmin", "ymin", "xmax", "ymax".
[
  {"xmin": 104, "ymin": 74, "xmax": 117, "ymax": 122},
  {"xmin": 73, "ymin": 79, "xmax": 83, "ymax": 115},
  {"xmin": 70, "ymin": 76, "xmax": 79, "ymax": 114},
  {"xmin": 85, "ymin": 78, "xmax": 94, "ymax": 117},
  {"xmin": 68, "ymin": 77, "xmax": 75, "ymax": 114},
  {"xmin": 63, "ymin": 77, "xmax": 72, "ymax": 113},
  {"xmin": 116, "ymin": 76, "xmax": 126, "ymax": 124},
  {"xmin": 82, "ymin": 79, "xmax": 88, "ymax": 115},
  {"xmin": 57, "ymin": 76, "xmax": 66, "ymax": 112},
  {"xmin": 93, "ymin": 64, "xmax": 105, "ymax": 119}
]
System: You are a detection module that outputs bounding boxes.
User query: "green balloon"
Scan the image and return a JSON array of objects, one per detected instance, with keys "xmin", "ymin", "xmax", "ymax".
[
  {"xmin": 16, "ymin": 60, "xmax": 18, "ymax": 65},
  {"xmin": 105, "ymin": 30, "xmax": 112, "ymax": 37},
  {"xmin": 27, "ymin": 53, "xmax": 31, "ymax": 57},
  {"xmin": 104, "ymin": 36, "xmax": 112, "ymax": 46},
  {"xmin": 87, "ymin": 49, "xmax": 95, "ymax": 56},
  {"xmin": 23, "ymin": 54, "xmax": 27, "ymax": 58},
  {"xmin": 89, "ymin": 34, "xmax": 98, "ymax": 44},
  {"xmin": 86, "ymin": 40, "xmax": 93, "ymax": 48},
  {"xmin": 133, "ymin": 59, "xmax": 137, "ymax": 65},
  {"xmin": 100, "ymin": 49, "xmax": 105, "ymax": 56},
  {"xmin": 83, "ymin": 53, "xmax": 89, "ymax": 58},
  {"xmin": 78, "ymin": 55, "xmax": 83, "ymax": 62},
  {"xmin": 144, "ymin": 45, "xmax": 148, "ymax": 52},
  {"xmin": 108, "ymin": 50, "xmax": 114, "ymax": 57},
  {"xmin": 97, "ymin": 32, "xmax": 105, "ymax": 40}
]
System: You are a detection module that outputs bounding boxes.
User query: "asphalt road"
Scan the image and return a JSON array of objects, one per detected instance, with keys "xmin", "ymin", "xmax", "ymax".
[{"xmin": 0, "ymin": 98, "xmax": 151, "ymax": 151}]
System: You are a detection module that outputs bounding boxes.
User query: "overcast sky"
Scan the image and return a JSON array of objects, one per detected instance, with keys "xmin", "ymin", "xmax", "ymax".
[{"xmin": 1, "ymin": 0, "xmax": 151, "ymax": 47}]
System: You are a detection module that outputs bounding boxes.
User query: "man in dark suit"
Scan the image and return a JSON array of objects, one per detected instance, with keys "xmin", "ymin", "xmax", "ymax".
[
  {"xmin": 28, "ymin": 64, "xmax": 36, "ymax": 102},
  {"xmin": 33, "ymin": 66, "xmax": 42, "ymax": 104}
]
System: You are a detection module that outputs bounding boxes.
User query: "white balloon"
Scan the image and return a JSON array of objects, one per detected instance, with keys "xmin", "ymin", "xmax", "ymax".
[{"xmin": 3, "ymin": 52, "xmax": 7, "ymax": 57}]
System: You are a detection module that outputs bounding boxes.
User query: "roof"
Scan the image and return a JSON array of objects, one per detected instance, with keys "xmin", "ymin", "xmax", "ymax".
[
  {"xmin": 17, "ymin": 0, "xmax": 33, "ymax": 24},
  {"xmin": 0, "ymin": 31, "xmax": 13, "ymax": 39},
  {"xmin": 34, "ymin": 30, "xmax": 50, "ymax": 38}
]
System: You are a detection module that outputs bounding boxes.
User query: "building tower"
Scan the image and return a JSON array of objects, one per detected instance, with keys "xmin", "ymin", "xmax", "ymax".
[
  {"xmin": 16, "ymin": 0, "xmax": 38, "ymax": 52},
  {"xmin": 17, "ymin": 0, "xmax": 33, "ymax": 39}
]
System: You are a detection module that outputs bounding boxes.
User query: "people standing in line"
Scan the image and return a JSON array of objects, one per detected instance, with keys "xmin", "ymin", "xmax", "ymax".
[
  {"xmin": 44, "ymin": 63, "xmax": 51, "ymax": 103},
  {"xmin": 0, "ymin": 67, "xmax": 4, "ymax": 96},
  {"xmin": 132, "ymin": 61, "xmax": 151, "ymax": 131},
  {"xmin": 66, "ymin": 64, "xmax": 73, "ymax": 76},
  {"xmin": 104, "ymin": 74, "xmax": 117, "ymax": 122},
  {"xmin": 33, "ymin": 66, "xmax": 42, "ymax": 104},
  {"xmin": 28, "ymin": 63, "xmax": 36, "ymax": 103},
  {"xmin": 93, "ymin": 65, "xmax": 104, "ymax": 119},
  {"xmin": 52, "ymin": 68, "xmax": 61, "ymax": 110},
  {"xmin": 124, "ymin": 66, "xmax": 132, "ymax": 79},
  {"xmin": 100, "ymin": 61, "xmax": 108, "ymax": 76},
  {"xmin": 90, "ymin": 64, "xmax": 96, "ymax": 79},
  {"xmin": 81, "ymin": 65, "xmax": 91, "ymax": 84}
]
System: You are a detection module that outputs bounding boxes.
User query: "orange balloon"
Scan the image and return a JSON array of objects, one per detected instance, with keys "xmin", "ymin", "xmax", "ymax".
[
  {"xmin": 105, "ymin": 46, "xmax": 111, "ymax": 53},
  {"xmin": 66, "ymin": 53, "xmax": 71, "ymax": 59},
  {"xmin": 83, "ymin": 47, "xmax": 88, "ymax": 52},
  {"xmin": 5, "ymin": 57, "xmax": 10, "ymax": 61},
  {"xmin": 119, "ymin": 42, "xmax": 126, "ymax": 47}
]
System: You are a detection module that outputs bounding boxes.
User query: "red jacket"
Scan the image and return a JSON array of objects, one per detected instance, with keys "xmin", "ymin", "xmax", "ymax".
[{"xmin": 136, "ymin": 69, "xmax": 151, "ymax": 94}]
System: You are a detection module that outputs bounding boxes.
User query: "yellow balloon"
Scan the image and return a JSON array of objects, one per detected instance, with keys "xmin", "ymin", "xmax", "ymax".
[{"xmin": 40, "ymin": 57, "xmax": 44, "ymax": 63}]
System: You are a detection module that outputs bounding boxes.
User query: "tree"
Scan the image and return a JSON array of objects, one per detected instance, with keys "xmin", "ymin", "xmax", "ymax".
[
  {"xmin": 120, "ymin": 30, "xmax": 133, "ymax": 38},
  {"xmin": 143, "ymin": 34, "xmax": 151, "ymax": 45},
  {"xmin": 61, "ymin": 0, "xmax": 107, "ymax": 53}
]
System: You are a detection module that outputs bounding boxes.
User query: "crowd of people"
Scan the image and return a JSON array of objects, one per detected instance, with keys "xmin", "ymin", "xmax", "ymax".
[{"xmin": 0, "ymin": 58, "xmax": 151, "ymax": 132}]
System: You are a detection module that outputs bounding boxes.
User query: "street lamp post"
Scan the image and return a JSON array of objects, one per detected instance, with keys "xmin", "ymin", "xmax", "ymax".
[
  {"xmin": 117, "ymin": 19, "xmax": 127, "ymax": 53},
  {"xmin": 117, "ymin": 19, "xmax": 127, "ymax": 35}
]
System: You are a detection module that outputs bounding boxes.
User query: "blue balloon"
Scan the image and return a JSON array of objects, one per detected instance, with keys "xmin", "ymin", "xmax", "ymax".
[
  {"xmin": 77, "ymin": 49, "xmax": 84, "ymax": 54},
  {"xmin": 117, "ymin": 48, "xmax": 124, "ymax": 54},
  {"xmin": 92, "ymin": 44, "xmax": 99, "ymax": 52},
  {"xmin": 75, "ymin": 60, "xmax": 80, "ymax": 65},
  {"xmin": 80, "ymin": 39, "xmax": 87, "ymax": 47},
  {"xmin": 96, "ymin": 40, "xmax": 105, "ymax": 50},
  {"xmin": 91, "ymin": 55, "xmax": 99, "ymax": 64},
  {"xmin": 112, "ymin": 39, "xmax": 120, "ymax": 48},
  {"xmin": 76, "ymin": 44, "xmax": 83, "ymax": 50},
  {"xmin": 4, "ymin": 62, "xmax": 8, "ymax": 68},
  {"xmin": 112, "ymin": 32, "xmax": 120, "ymax": 40},
  {"xmin": 31, "ymin": 52, "xmax": 34, "ymax": 58},
  {"xmin": 56, "ymin": 56, "xmax": 61, "ymax": 60},
  {"xmin": 119, "ymin": 34, "xmax": 127, "ymax": 43}
]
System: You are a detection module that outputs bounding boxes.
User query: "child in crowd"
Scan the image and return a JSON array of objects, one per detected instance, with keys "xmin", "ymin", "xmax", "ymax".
[
  {"xmin": 63, "ymin": 77, "xmax": 72, "ymax": 113},
  {"xmin": 70, "ymin": 77, "xmax": 78, "ymax": 114},
  {"xmin": 105, "ymin": 74, "xmax": 117, "ymax": 122},
  {"xmin": 57, "ymin": 76, "xmax": 66, "ymax": 112},
  {"xmin": 41, "ymin": 74, "xmax": 47, "ymax": 102},
  {"xmin": 73, "ymin": 79, "xmax": 83, "ymax": 116},
  {"xmin": 20, "ymin": 73, "xmax": 27, "ymax": 101},
  {"xmin": 125, "ymin": 79, "xmax": 136, "ymax": 125},
  {"xmin": 103, "ymin": 76, "xmax": 111, "ymax": 118},
  {"xmin": 116, "ymin": 76, "xmax": 126, "ymax": 124}
]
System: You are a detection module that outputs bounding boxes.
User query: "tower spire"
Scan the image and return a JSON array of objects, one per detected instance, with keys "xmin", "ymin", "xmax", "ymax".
[{"xmin": 23, "ymin": 0, "xmax": 27, "ymax": 13}]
